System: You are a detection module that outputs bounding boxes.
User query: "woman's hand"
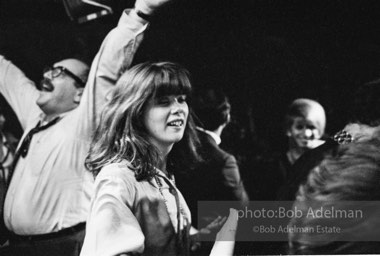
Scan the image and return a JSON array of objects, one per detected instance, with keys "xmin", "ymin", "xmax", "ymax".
[
  {"xmin": 210, "ymin": 208, "xmax": 239, "ymax": 256},
  {"xmin": 190, "ymin": 215, "xmax": 227, "ymax": 252}
]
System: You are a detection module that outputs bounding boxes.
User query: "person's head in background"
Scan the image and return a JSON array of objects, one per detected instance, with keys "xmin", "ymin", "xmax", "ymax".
[
  {"xmin": 284, "ymin": 98, "xmax": 326, "ymax": 163},
  {"xmin": 288, "ymin": 138, "xmax": 380, "ymax": 254},
  {"xmin": 341, "ymin": 79, "xmax": 380, "ymax": 143},
  {"xmin": 194, "ymin": 88, "xmax": 231, "ymax": 137}
]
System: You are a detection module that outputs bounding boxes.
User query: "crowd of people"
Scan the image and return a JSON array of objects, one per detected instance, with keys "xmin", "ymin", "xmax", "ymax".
[{"xmin": 0, "ymin": 0, "xmax": 380, "ymax": 255}]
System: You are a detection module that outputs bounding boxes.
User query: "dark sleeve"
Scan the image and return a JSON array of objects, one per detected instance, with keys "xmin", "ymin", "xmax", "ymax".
[
  {"xmin": 277, "ymin": 138, "xmax": 338, "ymax": 201},
  {"xmin": 222, "ymin": 154, "xmax": 250, "ymax": 206}
]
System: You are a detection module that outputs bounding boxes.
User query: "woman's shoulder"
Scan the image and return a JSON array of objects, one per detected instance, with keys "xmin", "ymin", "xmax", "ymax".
[
  {"xmin": 96, "ymin": 160, "xmax": 137, "ymax": 182},
  {"xmin": 94, "ymin": 161, "xmax": 140, "ymax": 207}
]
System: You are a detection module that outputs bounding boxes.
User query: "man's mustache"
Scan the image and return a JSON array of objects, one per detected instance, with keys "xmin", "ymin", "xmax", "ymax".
[{"xmin": 39, "ymin": 78, "xmax": 54, "ymax": 92}]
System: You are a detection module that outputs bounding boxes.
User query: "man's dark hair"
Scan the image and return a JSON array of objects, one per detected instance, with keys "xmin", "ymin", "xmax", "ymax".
[
  {"xmin": 193, "ymin": 88, "xmax": 231, "ymax": 131},
  {"xmin": 352, "ymin": 78, "xmax": 380, "ymax": 126}
]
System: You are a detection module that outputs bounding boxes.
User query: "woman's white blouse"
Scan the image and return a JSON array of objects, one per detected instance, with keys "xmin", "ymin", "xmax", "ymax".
[{"xmin": 80, "ymin": 161, "xmax": 191, "ymax": 256}]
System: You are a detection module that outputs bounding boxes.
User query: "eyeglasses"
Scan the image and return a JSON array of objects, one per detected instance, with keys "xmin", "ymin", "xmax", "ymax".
[{"xmin": 43, "ymin": 66, "xmax": 85, "ymax": 88}]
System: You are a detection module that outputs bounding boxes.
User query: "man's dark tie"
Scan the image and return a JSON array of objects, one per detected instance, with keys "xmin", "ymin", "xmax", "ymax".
[{"xmin": 7, "ymin": 117, "xmax": 60, "ymax": 186}]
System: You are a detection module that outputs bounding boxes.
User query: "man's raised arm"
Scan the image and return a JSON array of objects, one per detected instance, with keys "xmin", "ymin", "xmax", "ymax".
[
  {"xmin": 78, "ymin": 0, "xmax": 173, "ymax": 131},
  {"xmin": 0, "ymin": 56, "xmax": 40, "ymax": 130}
]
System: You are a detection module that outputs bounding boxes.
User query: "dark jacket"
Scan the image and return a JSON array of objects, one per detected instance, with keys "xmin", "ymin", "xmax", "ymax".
[
  {"xmin": 176, "ymin": 130, "xmax": 249, "ymax": 228},
  {"xmin": 277, "ymin": 138, "xmax": 339, "ymax": 201}
]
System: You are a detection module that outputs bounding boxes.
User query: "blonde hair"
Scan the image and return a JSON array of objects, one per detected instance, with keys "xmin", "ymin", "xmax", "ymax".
[{"xmin": 285, "ymin": 98, "xmax": 326, "ymax": 136}]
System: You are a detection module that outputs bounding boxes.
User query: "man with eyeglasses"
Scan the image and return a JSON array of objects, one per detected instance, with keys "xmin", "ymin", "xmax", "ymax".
[{"xmin": 0, "ymin": 0, "xmax": 172, "ymax": 255}]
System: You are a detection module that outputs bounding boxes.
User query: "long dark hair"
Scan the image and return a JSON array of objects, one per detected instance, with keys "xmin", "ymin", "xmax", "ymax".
[{"xmin": 85, "ymin": 62, "xmax": 200, "ymax": 180}]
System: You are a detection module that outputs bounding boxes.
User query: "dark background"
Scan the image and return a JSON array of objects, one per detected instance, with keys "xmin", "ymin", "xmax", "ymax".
[{"xmin": 2, "ymin": 0, "xmax": 380, "ymax": 154}]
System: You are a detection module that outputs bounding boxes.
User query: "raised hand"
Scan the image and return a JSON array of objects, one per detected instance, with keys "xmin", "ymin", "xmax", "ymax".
[
  {"xmin": 189, "ymin": 215, "xmax": 227, "ymax": 252},
  {"xmin": 210, "ymin": 208, "xmax": 239, "ymax": 256},
  {"xmin": 139, "ymin": 198, "xmax": 176, "ymax": 256}
]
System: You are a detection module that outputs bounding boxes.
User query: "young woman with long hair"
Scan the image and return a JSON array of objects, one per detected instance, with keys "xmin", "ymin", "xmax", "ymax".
[{"xmin": 80, "ymin": 62, "xmax": 200, "ymax": 256}]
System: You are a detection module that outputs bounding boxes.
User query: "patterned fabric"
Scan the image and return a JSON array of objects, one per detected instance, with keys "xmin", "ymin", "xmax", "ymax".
[{"xmin": 333, "ymin": 130, "xmax": 354, "ymax": 145}]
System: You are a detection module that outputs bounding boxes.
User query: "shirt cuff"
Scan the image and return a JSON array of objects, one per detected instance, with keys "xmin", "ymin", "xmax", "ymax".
[{"xmin": 118, "ymin": 9, "xmax": 149, "ymax": 34}]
